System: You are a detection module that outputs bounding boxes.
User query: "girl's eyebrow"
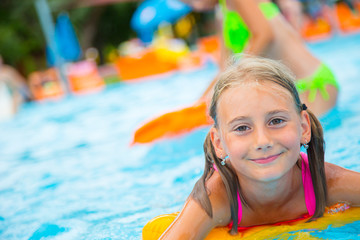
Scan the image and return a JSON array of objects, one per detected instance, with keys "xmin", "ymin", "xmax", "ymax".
[
  {"xmin": 267, "ymin": 109, "xmax": 290, "ymax": 116},
  {"xmin": 227, "ymin": 116, "xmax": 249, "ymax": 126},
  {"xmin": 226, "ymin": 109, "xmax": 290, "ymax": 125}
]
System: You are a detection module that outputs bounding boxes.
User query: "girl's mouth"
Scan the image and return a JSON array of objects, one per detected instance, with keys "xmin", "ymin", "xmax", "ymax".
[{"xmin": 251, "ymin": 153, "xmax": 282, "ymax": 164}]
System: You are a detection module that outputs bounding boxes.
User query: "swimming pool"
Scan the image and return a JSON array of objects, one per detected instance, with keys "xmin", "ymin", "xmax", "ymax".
[{"xmin": 0, "ymin": 33, "xmax": 359, "ymax": 240}]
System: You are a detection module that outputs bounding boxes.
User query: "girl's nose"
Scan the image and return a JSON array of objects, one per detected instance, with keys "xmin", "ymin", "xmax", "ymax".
[{"xmin": 254, "ymin": 127, "xmax": 273, "ymax": 151}]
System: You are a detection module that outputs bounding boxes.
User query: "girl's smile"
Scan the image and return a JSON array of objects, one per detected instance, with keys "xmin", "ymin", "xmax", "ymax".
[{"xmin": 250, "ymin": 152, "xmax": 283, "ymax": 164}]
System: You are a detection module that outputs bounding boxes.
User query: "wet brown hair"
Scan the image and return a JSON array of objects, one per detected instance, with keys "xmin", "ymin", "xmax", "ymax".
[{"xmin": 191, "ymin": 56, "xmax": 327, "ymax": 234}]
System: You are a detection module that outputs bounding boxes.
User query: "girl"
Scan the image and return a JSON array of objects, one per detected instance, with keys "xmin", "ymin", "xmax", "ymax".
[
  {"xmin": 159, "ymin": 56, "xmax": 360, "ymax": 239},
  {"xmin": 186, "ymin": 0, "xmax": 339, "ymax": 116}
]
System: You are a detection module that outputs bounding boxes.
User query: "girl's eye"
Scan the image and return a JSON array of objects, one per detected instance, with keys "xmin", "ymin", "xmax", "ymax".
[
  {"xmin": 235, "ymin": 125, "xmax": 250, "ymax": 132},
  {"xmin": 269, "ymin": 118, "xmax": 285, "ymax": 125}
]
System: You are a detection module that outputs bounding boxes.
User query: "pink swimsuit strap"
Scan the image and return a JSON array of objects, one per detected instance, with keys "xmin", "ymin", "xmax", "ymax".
[
  {"xmin": 235, "ymin": 152, "xmax": 316, "ymax": 225},
  {"xmin": 300, "ymin": 152, "xmax": 316, "ymax": 216}
]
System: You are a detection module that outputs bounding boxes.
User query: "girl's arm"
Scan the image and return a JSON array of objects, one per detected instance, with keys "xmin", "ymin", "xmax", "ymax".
[
  {"xmin": 159, "ymin": 198, "xmax": 217, "ymax": 240},
  {"xmin": 232, "ymin": 0, "xmax": 274, "ymax": 55},
  {"xmin": 325, "ymin": 162, "xmax": 360, "ymax": 206},
  {"xmin": 198, "ymin": 6, "xmax": 231, "ymax": 104},
  {"xmin": 198, "ymin": 0, "xmax": 274, "ymax": 103},
  {"xmin": 160, "ymin": 172, "xmax": 231, "ymax": 240}
]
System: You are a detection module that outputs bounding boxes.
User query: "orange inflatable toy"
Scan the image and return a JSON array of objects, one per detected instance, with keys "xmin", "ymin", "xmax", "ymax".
[
  {"xmin": 116, "ymin": 35, "xmax": 208, "ymax": 81},
  {"xmin": 335, "ymin": 2, "xmax": 360, "ymax": 33},
  {"xmin": 28, "ymin": 68, "xmax": 64, "ymax": 101},
  {"xmin": 66, "ymin": 60, "xmax": 105, "ymax": 94},
  {"xmin": 115, "ymin": 50, "xmax": 178, "ymax": 81},
  {"xmin": 176, "ymin": 51, "xmax": 204, "ymax": 72},
  {"xmin": 132, "ymin": 102, "xmax": 212, "ymax": 144},
  {"xmin": 301, "ymin": 17, "xmax": 332, "ymax": 41},
  {"xmin": 116, "ymin": 50, "xmax": 205, "ymax": 81},
  {"xmin": 197, "ymin": 35, "xmax": 221, "ymax": 63}
]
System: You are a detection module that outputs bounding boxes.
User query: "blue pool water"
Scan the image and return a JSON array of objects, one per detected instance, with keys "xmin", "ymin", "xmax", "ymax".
[{"xmin": 1, "ymin": 33, "xmax": 360, "ymax": 240}]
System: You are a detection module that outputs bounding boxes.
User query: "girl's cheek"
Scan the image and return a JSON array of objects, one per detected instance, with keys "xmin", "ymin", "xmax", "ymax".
[
  {"xmin": 280, "ymin": 131, "xmax": 300, "ymax": 147},
  {"xmin": 227, "ymin": 138, "xmax": 248, "ymax": 157}
]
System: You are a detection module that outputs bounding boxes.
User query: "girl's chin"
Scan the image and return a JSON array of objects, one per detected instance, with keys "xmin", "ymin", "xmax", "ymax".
[{"xmin": 251, "ymin": 168, "xmax": 290, "ymax": 182}]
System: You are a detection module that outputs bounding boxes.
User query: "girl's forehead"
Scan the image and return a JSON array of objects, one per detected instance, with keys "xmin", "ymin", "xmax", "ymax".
[
  {"xmin": 217, "ymin": 81, "xmax": 296, "ymax": 116},
  {"xmin": 222, "ymin": 80, "xmax": 292, "ymax": 100}
]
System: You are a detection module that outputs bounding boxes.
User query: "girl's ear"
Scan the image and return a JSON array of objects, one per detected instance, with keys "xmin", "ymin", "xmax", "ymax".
[
  {"xmin": 300, "ymin": 110, "xmax": 311, "ymax": 143},
  {"xmin": 210, "ymin": 127, "xmax": 226, "ymax": 158}
]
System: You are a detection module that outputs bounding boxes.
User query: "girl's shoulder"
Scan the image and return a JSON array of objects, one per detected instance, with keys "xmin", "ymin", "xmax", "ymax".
[
  {"xmin": 206, "ymin": 171, "xmax": 228, "ymax": 196},
  {"xmin": 325, "ymin": 162, "xmax": 357, "ymax": 183},
  {"xmin": 325, "ymin": 162, "xmax": 360, "ymax": 206}
]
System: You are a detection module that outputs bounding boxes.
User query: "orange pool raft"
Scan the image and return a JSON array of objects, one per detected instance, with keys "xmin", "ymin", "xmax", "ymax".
[
  {"xmin": 115, "ymin": 50, "xmax": 178, "ymax": 81},
  {"xmin": 28, "ymin": 68, "xmax": 65, "ymax": 101},
  {"xmin": 132, "ymin": 101, "xmax": 212, "ymax": 144},
  {"xmin": 29, "ymin": 61, "xmax": 106, "ymax": 101},
  {"xmin": 300, "ymin": 2, "xmax": 360, "ymax": 41},
  {"xmin": 197, "ymin": 35, "xmax": 221, "ymax": 63},
  {"xmin": 301, "ymin": 17, "xmax": 332, "ymax": 41},
  {"xmin": 115, "ymin": 43, "xmax": 205, "ymax": 81},
  {"xmin": 66, "ymin": 60, "xmax": 105, "ymax": 94},
  {"xmin": 335, "ymin": 2, "xmax": 360, "ymax": 33}
]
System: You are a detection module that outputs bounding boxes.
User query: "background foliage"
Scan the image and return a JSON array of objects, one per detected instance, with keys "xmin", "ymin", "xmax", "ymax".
[{"xmin": 0, "ymin": 0, "xmax": 214, "ymax": 78}]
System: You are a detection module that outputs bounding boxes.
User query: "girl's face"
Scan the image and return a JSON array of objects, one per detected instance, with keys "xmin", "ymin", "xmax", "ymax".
[
  {"xmin": 181, "ymin": 0, "xmax": 218, "ymax": 11},
  {"xmin": 210, "ymin": 81, "xmax": 311, "ymax": 182}
]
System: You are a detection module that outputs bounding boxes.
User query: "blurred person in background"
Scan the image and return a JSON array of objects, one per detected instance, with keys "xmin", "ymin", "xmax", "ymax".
[
  {"xmin": 185, "ymin": 0, "xmax": 339, "ymax": 116},
  {"xmin": 273, "ymin": 0, "xmax": 303, "ymax": 32},
  {"xmin": 0, "ymin": 55, "xmax": 31, "ymax": 121}
]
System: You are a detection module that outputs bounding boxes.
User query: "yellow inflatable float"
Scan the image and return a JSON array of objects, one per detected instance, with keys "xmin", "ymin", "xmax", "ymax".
[{"xmin": 143, "ymin": 204, "xmax": 360, "ymax": 239}]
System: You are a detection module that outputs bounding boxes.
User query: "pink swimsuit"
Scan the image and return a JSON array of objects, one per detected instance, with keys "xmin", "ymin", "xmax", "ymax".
[{"xmin": 217, "ymin": 152, "xmax": 316, "ymax": 230}]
